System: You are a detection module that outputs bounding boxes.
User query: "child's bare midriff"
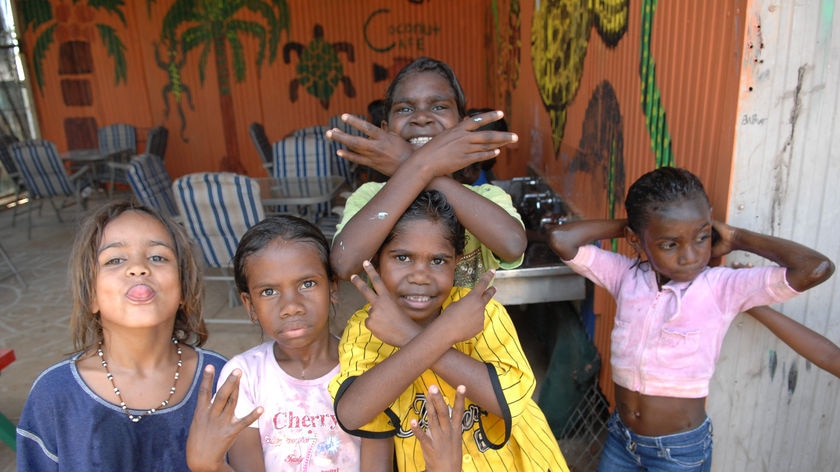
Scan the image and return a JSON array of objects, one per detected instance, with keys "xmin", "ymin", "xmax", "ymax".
[{"xmin": 614, "ymin": 384, "xmax": 707, "ymax": 436}]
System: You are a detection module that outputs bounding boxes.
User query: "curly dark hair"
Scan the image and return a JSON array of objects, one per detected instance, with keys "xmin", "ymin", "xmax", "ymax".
[
  {"xmin": 380, "ymin": 190, "xmax": 466, "ymax": 259},
  {"xmin": 624, "ymin": 166, "xmax": 710, "ymax": 234}
]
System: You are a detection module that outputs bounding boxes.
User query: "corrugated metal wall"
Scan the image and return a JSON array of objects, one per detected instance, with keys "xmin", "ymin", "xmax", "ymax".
[
  {"xmin": 708, "ymin": 0, "xmax": 840, "ymax": 469},
  {"xmin": 508, "ymin": 0, "xmax": 748, "ymax": 406},
  {"xmin": 510, "ymin": 1, "xmax": 839, "ymax": 467}
]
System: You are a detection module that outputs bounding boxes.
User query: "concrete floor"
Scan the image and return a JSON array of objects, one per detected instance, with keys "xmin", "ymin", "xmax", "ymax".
[{"xmin": 0, "ymin": 189, "xmax": 560, "ymax": 471}]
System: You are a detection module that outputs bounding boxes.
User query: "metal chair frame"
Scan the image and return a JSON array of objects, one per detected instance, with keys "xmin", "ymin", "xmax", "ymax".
[
  {"xmin": 10, "ymin": 139, "xmax": 92, "ymax": 239},
  {"xmin": 99, "ymin": 123, "xmax": 137, "ymax": 197},
  {"xmin": 126, "ymin": 153, "xmax": 179, "ymax": 219},
  {"xmin": 248, "ymin": 122, "xmax": 274, "ymax": 173}
]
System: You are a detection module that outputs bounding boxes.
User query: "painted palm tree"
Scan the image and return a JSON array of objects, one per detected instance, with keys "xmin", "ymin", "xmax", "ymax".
[
  {"xmin": 19, "ymin": 0, "xmax": 128, "ymax": 92},
  {"xmin": 161, "ymin": 0, "xmax": 290, "ymax": 172}
]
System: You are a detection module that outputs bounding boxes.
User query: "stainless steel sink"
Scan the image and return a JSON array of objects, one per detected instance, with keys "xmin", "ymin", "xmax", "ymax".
[{"xmin": 490, "ymin": 177, "xmax": 585, "ymax": 305}]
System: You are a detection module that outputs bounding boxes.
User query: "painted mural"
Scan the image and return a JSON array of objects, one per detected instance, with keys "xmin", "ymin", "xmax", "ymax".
[
  {"xmin": 490, "ymin": 0, "xmax": 520, "ymax": 115},
  {"xmin": 569, "ymin": 80, "xmax": 625, "ymax": 250},
  {"xmin": 283, "ymin": 24, "xmax": 356, "ymax": 109},
  {"xmin": 154, "ymin": 40, "xmax": 194, "ymax": 142},
  {"xmin": 530, "ymin": 0, "xmax": 628, "ymax": 150},
  {"xmin": 19, "ymin": 0, "xmax": 129, "ymax": 149},
  {"xmin": 639, "ymin": 0, "xmax": 673, "ymax": 167},
  {"xmin": 159, "ymin": 0, "xmax": 291, "ymax": 173},
  {"xmin": 17, "ymin": 1, "xmax": 491, "ymax": 177}
]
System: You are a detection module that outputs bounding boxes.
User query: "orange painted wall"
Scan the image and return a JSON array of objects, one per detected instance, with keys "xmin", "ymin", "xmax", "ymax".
[{"xmin": 20, "ymin": 0, "xmax": 493, "ymax": 179}]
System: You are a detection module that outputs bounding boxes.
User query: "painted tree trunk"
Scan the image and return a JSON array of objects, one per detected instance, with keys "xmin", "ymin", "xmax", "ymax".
[{"xmin": 213, "ymin": 34, "xmax": 244, "ymax": 173}]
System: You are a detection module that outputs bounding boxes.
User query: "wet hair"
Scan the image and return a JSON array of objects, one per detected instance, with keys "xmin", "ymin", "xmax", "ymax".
[
  {"xmin": 380, "ymin": 190, "xmax": 466, "ymax": 258},
  {"xmin": 233, "ymin": 215, "xmax": 332, "ymax": 295},
  {"xmin": 383, "ymin": 56, "xmax": 468, "ymax": 120},
  {"xmin": 69, "ymin": 200, "xmax": 206, "ymax": 352},
  {"xmin": 624, "ymin": 166, "xmax": 711, "ymax": 234}
]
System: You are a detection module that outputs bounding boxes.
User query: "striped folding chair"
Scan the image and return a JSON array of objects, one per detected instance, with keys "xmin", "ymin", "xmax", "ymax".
[
  {"xmin": 327, "ymin": 114, "xmax": 365, "ymax": 187},
  {"xmin": 126, "ymin": 153, "xmax": 179, "ymax": 219},
  {"xmin": 271, "ymin": 128, "xmax": 333, "ymax": 218},
  {"xmin": 292, "ymin": 125, "xmax": 329, "ymax": 137},
  {"xmin": 99, "ymin": 123, "xmax": 137, "ymax": 196},
  {"xmin": 144, "ymin": 126, "xmax": 168, "ymax": 161},
  {"xmin": 0, "ymin": 134, "xmax": 26, "ymax": 226},
  {"xmin": 172, "ymin": 172, "xmax": 264, "ymax": 318},
  {"xmin": 10, "ymin": 139, "xmax": 91, "ymax": 239},
  {"xmin": 248, "ymin": 122, "xmax": 273, "ymax": 173}
]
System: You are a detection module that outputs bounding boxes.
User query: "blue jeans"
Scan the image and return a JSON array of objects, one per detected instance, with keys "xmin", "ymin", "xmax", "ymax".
[{"xmin": 597, "ymin": 411, "xmax": 713, "ymax": 471}]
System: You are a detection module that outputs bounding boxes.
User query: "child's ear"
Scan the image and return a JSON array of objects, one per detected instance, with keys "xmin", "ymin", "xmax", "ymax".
[
  {"xmin": 329, "ymin": 279, "xmax": 339, "ymax": 305},
  {"xmin": 240, "ymin": 293, "xmax": 257, "ymax": 323},
  {"xmin": 625, "ymin": 226, "xmax": 643, "ymax": 255}
]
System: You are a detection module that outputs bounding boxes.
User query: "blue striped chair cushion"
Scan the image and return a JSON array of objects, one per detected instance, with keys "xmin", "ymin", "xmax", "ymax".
[
  {"xmin": 10, "ymin": 139, "xmax": 75, "ymax": 198},
  {"xmin": 127, "ymin": 154, "xmax": 179, "ymax": 218},
  {"xmin": 98, "ymin": 123, "xmax": 137, "ymax": 156},
  {"xmin": 272, "ymin": 128, "xmax": 332, "ymax": 179},
  {"xmin": 271, "ymin": 131, "xmax": 333, "ymax": 216},
  {"xmin": 172, "ymin": 172, "xmax": 264, "ymax": 269}
]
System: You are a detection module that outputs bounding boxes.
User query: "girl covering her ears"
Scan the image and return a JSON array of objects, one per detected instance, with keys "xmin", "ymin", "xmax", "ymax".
[
  {"xmin": 17, "ymin": 201, "xmax": 227, "ymax": 471},
  {"xmin": 547, "ymin": 167, "xmax": 834, "ymax": 471},
  {"xmin": 186, "ymin": 215, "xmax": 361, "ymax": 471}
]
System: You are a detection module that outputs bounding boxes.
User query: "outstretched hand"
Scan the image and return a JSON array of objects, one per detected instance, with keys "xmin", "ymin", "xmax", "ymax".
[
  {"xmin": 409, "ymin": 111, "xmax": 517, "ymax": 178},
  {"xmin": 186, "ymin": 365, "xmax": 263, "ymax": 472},
  {"xmin": 326, "ymin": 114, "xmax": 414, "ymax": 176},
  {"xmin": 410, "ymin": 384, "xmax": 466, "ymax": 472},
  {"xmin": 350, "ymin": 260, "xmax": 422, "ymax": 347},
  {"xmin": 437, "ymin": 269, "xmax": 496, "ymax": 344},
  {"xmin": 326, "ymin": 111, "xmax": 517, "ymax": 178}
]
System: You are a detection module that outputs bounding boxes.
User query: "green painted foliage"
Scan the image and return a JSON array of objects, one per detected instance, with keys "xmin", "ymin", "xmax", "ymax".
[
  {"xmin": 97, "ymin": 24, "xmax": 127, "ymax": 84},
  {"xmin": 31, "ymin": 24, "xmax": 56, "ymax": 89},
  {"xmin": 162, "ymin": 0, "xmax": 290, "ymax": 87},
  {"xmin": 88, "ymin": 0, "xmax": 127, "ymax": 26},
  {"xmin": 19, "ymin": 0, "xmax": 53, "ymax": 32}
]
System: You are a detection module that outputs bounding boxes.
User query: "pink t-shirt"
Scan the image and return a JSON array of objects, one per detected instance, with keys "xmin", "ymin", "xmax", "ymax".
[
  {"xmin": 219, "ymin": 341, "xmax": 361, "ymax": 471},
  {"xmin": 564, "ymin": 244, "xmax": 799, "ymax": 398}
]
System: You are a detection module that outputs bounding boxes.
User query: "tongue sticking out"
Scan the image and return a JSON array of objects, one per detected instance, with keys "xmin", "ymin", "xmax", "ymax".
[{"xmin": 126, "ymin": 285, "xmax": 154, "ymax": 302}]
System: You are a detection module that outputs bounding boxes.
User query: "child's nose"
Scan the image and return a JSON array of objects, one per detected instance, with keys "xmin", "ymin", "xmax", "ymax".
[
  {"xmin": 410, "ymin": 109, "xmax": 434, "ymax": 126},
  {"xmin": 280, "ymin": 301, "xmax": 305, "ymax": 318},
  {"xmin": 680, "ymin": 246, "xmax": 700, "ymax": 265},
  {"xmin": 278, "ymin": 291, "xmax": 305, "ymax": 317},
  {"xmin": 127, "ymin": 261, "xmax": 149, "ymax": 276},
  {"xmin": 407, "ymin": 264, "xmax": 431, "ymax": 284}
]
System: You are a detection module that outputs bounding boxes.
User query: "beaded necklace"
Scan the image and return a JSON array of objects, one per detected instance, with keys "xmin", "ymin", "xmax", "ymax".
[{"xmin": 97, "ymin": 338, "xmax": 183, "ymax": 423}]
